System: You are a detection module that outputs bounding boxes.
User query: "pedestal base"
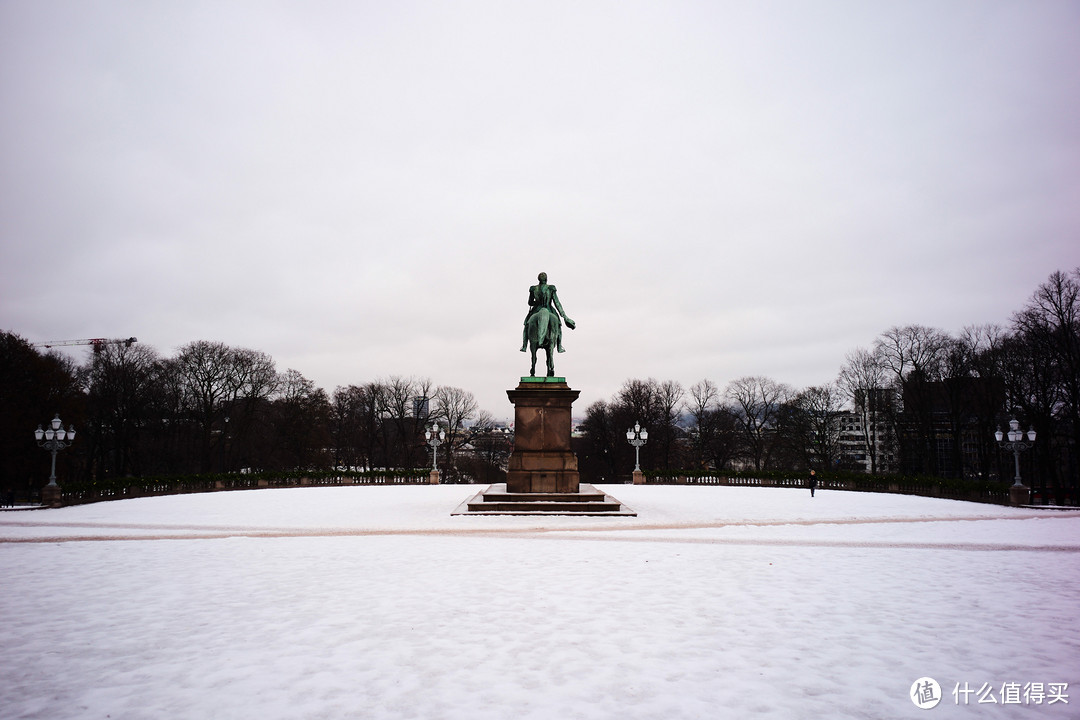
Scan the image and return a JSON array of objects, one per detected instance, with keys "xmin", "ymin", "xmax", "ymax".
[
  {"xmin": 452, "ymin": 484, "xmax": 636, "ymax": 516},
  {"xmin": 506, "ymin": 379, "xmax": 580, "ymax": 493},
  {"xmin": 429, "ymin": 470, "xmax": 441, "ymax": 485},
  {"xmin": 41, "ymin": 484, "xmax": 62, "ymax": 508},
  {"xmin": 1009, "ymin": 484, "xmax": 1030, "ymax": 506}
]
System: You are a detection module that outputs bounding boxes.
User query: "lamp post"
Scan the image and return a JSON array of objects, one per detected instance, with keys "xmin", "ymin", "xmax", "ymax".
[
  {"xmin": 34, "ymin": 414, "xmax": 76, "ymax": 507},
  {"xmin": 995, "ymin": 418, "xmax": 1036, "ymax": 506},
  {"xmin": 425, "ymin": 422, "xmax": 445, "ymax": 484},
  {"xmin": 626, "ymin": 421, "xmax": 648, "ymax": 485}
]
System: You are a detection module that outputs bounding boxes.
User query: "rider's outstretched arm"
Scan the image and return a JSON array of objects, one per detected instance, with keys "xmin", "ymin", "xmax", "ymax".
[{"xmin": 552, "ymin": 290, "xmax": 575, "ymax": 329}]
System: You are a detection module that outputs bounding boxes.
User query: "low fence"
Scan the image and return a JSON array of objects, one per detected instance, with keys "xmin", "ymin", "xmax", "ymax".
[
  {"xmin": 644, "ymin": 472, "xmax": 1014, "ymax": 505},
  {"xmin": 60, "ymin": 470, "xmax": 430, "ymax": 506},
  {"xmin": 56, "ymin": 469, "xmax": 1029, "ymax": 508}
]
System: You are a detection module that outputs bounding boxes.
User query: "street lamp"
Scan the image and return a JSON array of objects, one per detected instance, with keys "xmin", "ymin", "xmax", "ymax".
[
  {"xmin": 425, "ymin": 422, "xmax": 445, "ymax": 484},
  {"xmin": 35, "ymin": 414, "xmax": 75, "ymax": 506},
  {"xmin": 626, "ymin": 421, "xmax": 648, "ymax": 484},
  {"xmin": 425, "ymin": 423, "xmax": 445, "ymax": 469},
  {"xmin": 995, "ymin": 418, "xmax": 1036, "ymax": 505}
]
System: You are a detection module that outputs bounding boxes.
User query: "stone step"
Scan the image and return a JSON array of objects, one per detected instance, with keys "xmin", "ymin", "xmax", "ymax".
[
  {"xmin": 451, "ymin": 483, "xmax": 636, "ymax": 517},
  {"xmin": 479, "ymin": 492, "xmax": 607, "ymax": 503},
  {"xmin": 467, "ymin": 500, "xmax": 626, "ymax": 514}
]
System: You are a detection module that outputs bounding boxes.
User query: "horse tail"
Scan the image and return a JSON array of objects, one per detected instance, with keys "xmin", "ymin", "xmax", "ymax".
[
  {"xmin": 528, "ymin": 307, "xmax": 551, "ymax": 348},
  {"xmin": 536, "ymin": 308, "xmax": 549, "ymax": 347}
]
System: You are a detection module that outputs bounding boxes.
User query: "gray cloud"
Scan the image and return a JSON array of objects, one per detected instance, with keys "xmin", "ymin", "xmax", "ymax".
[{"xmin": 3, "ymin": 0, "xmax": 1078, "ymax": 416}]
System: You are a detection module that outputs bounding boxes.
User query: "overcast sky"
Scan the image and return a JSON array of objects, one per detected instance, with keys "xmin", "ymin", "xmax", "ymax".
[{"xmin": 2, "ymin": 0, "xmax": 1078, "ymax": 419}]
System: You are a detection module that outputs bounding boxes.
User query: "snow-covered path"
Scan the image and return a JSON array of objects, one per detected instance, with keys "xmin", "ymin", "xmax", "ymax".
[{"xmin": 2, "ymin": 486, "xmax": 1077, "ymax": 719}]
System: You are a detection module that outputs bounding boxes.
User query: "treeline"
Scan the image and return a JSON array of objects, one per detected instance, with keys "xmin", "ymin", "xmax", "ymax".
[
  {"xmin": 576, "ymin": 269, "xmax": 1079, "ymax": 503},
  {"xmin": 0, "ymin": 337, "xmax": 506, "ymax": 501},
  {"xmin": 3, "ymin": 269, "xmax": 1077, "ymax": 503}
]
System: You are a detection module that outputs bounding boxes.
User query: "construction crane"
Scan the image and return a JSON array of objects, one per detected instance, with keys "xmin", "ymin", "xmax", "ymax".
[{"xmin": 34, "ymin": 337, "xmax": 138, "ymax": 354}]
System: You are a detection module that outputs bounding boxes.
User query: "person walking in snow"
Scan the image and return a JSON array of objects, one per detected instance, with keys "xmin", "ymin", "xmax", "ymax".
[{"xmin": 809, "ymin": 470, "xmax": 818, "ymax": 498}]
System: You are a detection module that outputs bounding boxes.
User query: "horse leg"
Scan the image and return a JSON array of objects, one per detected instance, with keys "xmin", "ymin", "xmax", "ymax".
[
  {"xmin": 530, "ymin": 345, "xmax": 537, "ymax": 376},
  {"xmin": 546, "ymin": 347, "xmax": 555, "ymax": 377}
]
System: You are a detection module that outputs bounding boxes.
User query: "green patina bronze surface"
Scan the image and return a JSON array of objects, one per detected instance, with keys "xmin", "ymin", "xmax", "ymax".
[
  {"xmin": 519, "ymin": 376, "xmax": 567, "ymax": 383},
  {"xmin": 520, "ymin": 272, "xmax": 575, "ymax": 378}
]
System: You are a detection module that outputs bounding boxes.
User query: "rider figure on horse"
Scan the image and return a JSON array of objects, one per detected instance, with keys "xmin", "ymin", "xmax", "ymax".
[{"xmin": 520, "ymin": 272, "xmax": 575, "ymax": 353}]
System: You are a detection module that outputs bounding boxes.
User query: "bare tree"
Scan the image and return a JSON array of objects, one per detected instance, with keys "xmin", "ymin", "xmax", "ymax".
[
  {"xmin": 778, "ymin": 384, "xmax": 845, "ymax": 470},
  {"xmin": 226, "ymin": 347, "xmax": 278, "ymax": 469},
  {"xmin": 332, "ymin": 382, "xmax": 390, "ymax": 469},
  {"xmin": 86, "ymin": 341, "xmax": 161, "ymax": 478},
  {"xmin": 616, "ymin": 378, "xmax": 659, "ymax": 422},
  {"xmin": 874, "ymin": 325, "xmax": 951, "ymax": 474},
  {"xmin": 269, "ymin": 369, "xmax": 330, "ymax": 471},
  {"xmin": 578, "ymin": 400, "xmax": 619, "ymax": 481},
  {"xmin": 687, "ymin": 379, "xmax": 719, "ymax": 468},
  {"xmin": 1011, "ymin": 268, "xmax": 1080, "ymax": 500},
  {"xmin": 434, "ymin": 386, "xmax": 478, "ymax": 434},
  {"xmin": 1013, "ymin": 271, "xmax": 1080, "ymax": 416},
  {"xmin": 613, "ymin": 378, "xmax": 685, "ymax": 470},
  {"xmin": 0, "ymin": 332, "xmax": 84, "ymax": 499},
  {"xmin": 954, "ymin": 324, "xmax": 1010, "ymax": 480},
  {"xmin": 654, "ymin": 380, "xmax": 684, "ymax": 468},
  {"xmin": 381, "ymin": 376, "xmax": 430, "ymax": 467},
  {"xmin": 725, "ymin": 376, "xmax": 792, "ymax": 471},
  {"xmin": 172, "ymin": 341, "xmax": 278, "ymax": 472},
  {"xmin": 231, "ymin": 348, "xmax": 279, "ymax": 412},
  {"xmin": 703, "ymin": 404, "xmax": 744, "ymax": 472},
  {"xmin": 433, "ymin": 385, "xmax": 479, "ymax": 473},
  {"xmin": 875, "ymin": 325, "xmax": 950, "ymax": 383},
  {"xmin": 688, "ymin": 379, "xmax": 719, "ymax": 422},
  {"xmin": 460, "ymin": 409, "xmax": 511, "ymax": 484},
  {"xmin": 469, "ymin": 409, "xmax": 497, "ymax": 436},
  {"xmin": 330, "ymin": 385, "xmax": 363, "ymax": 469},
  {"xmin": 960, "ymin": 324, "xmax": 1009, "ymax": 376},
  {"xmin": 837, "ymin": 347, "xmax": 891, "ymax": 474},
  {"xmin": 172, "ymin": 341, "xmax": 237, "ymax": 472}
]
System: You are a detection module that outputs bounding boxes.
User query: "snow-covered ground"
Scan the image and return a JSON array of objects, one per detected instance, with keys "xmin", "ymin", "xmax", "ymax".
[{"xmin": 2, "ymin": 485, "xmax": 1077, "ymax": 719}]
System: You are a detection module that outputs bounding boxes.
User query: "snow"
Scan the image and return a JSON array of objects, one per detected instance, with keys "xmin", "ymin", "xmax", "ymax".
[{"xmin": 2, "ymin": 485, "xmax": 1078, "ymax": 719}]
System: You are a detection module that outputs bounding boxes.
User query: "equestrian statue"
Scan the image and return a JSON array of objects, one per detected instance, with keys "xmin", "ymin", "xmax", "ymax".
[{"xmin": 520, "ymin": 272, "xmax": 575, "ymax": 377}]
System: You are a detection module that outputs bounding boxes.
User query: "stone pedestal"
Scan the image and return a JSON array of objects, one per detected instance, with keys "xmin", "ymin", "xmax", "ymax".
[
  {"xmin": 1009, "ymin": 483, "xmax": 1030, "ymax": 506},
  {"xmin": 632, "ymin": 470, "xmax": 645, "ymax": 485},
  {"xmin": 429, "ymin": 469, "xmax": 441, "ymax": 485},
  {"xmin": 452, "ymin": 483, "xmax": 635, "ymax": 516},
  {"xmin": 506, "ymin": 377, "xmax": 580, "ymax": 493},
  {"xmin": 41, "ymin": 483, "xmax": 62, "ymax": 508}
]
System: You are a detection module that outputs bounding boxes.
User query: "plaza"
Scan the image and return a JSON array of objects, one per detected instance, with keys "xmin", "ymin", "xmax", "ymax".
[{"xmin": 2, "ymin": 485, "xmax": 1077, "ymax": 719}]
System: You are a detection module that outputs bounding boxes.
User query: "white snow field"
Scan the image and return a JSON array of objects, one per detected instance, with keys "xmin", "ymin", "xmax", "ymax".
[{"xmin": 1, "ymin": 485, "xmax": 1078, "ymax": 720}]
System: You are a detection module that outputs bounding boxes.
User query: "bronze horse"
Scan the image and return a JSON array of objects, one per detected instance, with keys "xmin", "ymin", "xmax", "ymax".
[
  {"xmin": 525, "ymin": 307, "xmax": 560, "ymax": 377},
  {"xmin": 521, "ymin": 272, "xmax": 575, "ymax": 377}
]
